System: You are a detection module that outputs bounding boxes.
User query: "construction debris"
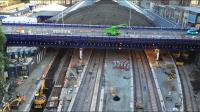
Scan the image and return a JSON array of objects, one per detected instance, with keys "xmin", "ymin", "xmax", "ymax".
[{"xmin": 135, "ymin": 103, "xmax": 144, "ymax": 109}]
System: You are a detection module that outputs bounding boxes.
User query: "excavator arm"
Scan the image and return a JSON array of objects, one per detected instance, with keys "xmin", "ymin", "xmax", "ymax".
[
  {"xmin": 0, "ymin": 96, "xmax": 26, "ymax": 112},
  {"xmin": 40, "ymin": 80, "xmax": 45, "ymax": 95}
]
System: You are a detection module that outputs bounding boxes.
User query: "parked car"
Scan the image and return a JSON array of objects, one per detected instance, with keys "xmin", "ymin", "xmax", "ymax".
[{"xmin": 187, "ymin": 27, "xmax": 198, "ymax": 35}]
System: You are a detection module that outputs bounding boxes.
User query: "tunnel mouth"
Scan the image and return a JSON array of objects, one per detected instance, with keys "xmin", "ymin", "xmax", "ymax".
[{"xmin": 113, "ymin": 96, "xmax": 120, "ymax": 101}]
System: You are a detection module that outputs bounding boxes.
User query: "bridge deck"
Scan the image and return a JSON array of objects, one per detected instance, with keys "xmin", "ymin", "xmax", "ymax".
[
  {"xmin": 2, "ymin": 23, "xmax": 198, "ymax": 40},
  {"xmin": 2, "ymin": 23, "xmax": 200, "ymax": 50}
]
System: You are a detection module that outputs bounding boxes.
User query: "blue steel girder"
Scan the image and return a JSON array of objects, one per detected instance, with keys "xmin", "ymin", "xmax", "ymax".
[{"xmin": 5, "ymin": 34, "xmax": 200, "ymax": 51}]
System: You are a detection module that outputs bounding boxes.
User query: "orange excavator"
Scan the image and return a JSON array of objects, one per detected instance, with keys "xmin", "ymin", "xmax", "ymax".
[{"xmin": 16, "ymin": 27, "xmax": 24, "ymax": 33}]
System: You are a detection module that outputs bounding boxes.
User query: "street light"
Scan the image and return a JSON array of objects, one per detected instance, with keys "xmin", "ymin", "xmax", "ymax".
[
  {"xmin": 62, "ymin": 9, "xmax": 64, "ymax": 25},
  {"xmin": 62, "ymin": 9, "xmax": 64, "ymax": 33},
  {"xmin": 129, "ymin": 6, "xmax": 131, "ymax": 27}
]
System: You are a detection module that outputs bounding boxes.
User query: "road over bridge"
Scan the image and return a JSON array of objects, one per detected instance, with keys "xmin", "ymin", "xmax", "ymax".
[{"xmin": 2, "ymin": 23, "xmax": 200, "ymax": 50}]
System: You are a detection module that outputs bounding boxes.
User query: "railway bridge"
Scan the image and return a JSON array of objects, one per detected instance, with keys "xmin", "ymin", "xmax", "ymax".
[{"xmin": 2, "ymin": 23, "xmax": 200, "ymax": 51}]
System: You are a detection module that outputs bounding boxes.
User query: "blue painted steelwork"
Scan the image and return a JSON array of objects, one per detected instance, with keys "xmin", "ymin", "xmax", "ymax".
[{"xmin": 5, "ymin": 33, "xmax": 200, "ymax": 51}]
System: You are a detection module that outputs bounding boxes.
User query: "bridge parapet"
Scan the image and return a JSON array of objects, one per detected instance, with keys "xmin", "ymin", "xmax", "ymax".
[{"xmin": 2, "ymin": 23, "xmax": 188, "ymax": 31}]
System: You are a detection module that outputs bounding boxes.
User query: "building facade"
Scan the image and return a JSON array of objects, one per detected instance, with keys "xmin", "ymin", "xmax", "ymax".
[
  {"xmin": 149, "ymin": 0, "xmax": 199, "ymax": 6},
  {"xmin": 29, "ymin": 0, "xmax": 77, "ymax": 5},
  {"xmin": 0, "ymin": 0, "xmax": 20, "ymax": 6}
]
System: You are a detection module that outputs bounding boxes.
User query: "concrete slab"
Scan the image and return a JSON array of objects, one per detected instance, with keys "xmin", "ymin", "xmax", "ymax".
[
  {"xmin": 145, "ymin": 50, "xmax": 183, "ymax": 111},
  {"xmin": 103, "ymin": 50, "xmax": 131, "ymax": 111}
]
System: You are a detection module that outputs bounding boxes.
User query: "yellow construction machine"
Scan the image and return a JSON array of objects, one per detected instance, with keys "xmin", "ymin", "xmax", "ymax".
[
  {"xmin": 173, "ymin": 52, "xmax": 184, "ymax": 66},
  {"xmin": 0, "ymin": 95, "xmax": 26, "ymax": 112},
  {"xmin": 136, "ymin": 103, "xmax": 144, "ymax": 109},
  {"xmin": 175, "ymin": 59, "xmax": 184, "ymax": 66},
  {"xmin": 33, "ymin": 80, "xmax": 46, "ymax": 109}
]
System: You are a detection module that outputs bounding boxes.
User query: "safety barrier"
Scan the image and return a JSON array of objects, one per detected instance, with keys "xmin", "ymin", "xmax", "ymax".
[{"xmin": 2, "ymin": 23, "xmax": 189, "ymax": 31}]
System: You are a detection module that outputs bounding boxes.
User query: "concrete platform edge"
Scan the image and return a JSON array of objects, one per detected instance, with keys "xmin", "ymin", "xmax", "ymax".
[{"xmin": 144, "ymin": 51, "xmax": 166, "ymax": 112}]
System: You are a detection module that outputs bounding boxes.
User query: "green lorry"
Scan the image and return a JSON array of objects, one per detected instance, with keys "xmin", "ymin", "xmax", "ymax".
[{"xmin": 105, "ymin": 24, "xmax": 127, "ymax": 36}]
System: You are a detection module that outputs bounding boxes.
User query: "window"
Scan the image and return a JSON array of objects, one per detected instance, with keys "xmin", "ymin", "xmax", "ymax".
[
  {"xmin": 22, "ymin": 66, "xmax": 27, "ymax": 70},
  {"xmin": 196, "ymin": 15, "xmax": 200, "ymax": 23}
]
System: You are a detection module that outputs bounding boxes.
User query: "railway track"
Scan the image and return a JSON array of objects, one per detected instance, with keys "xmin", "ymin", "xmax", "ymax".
[
  {"xmin": 131, "ymin": 51, "xmax": 161, "ymax": 111},
  {"xmin": 70, "ymin": 50, "xmax": 105, "ymax": 111},
  {"xmin": 30, "ymin": 49, "xmax": 66, "ymax": 112},
  {"xmin": 177, "ymin": 66, "xmax": 198, "ymax": 111},
  {"xmin": 44, "ymin": 49, "xmax": 73, "ymax": 111}
]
